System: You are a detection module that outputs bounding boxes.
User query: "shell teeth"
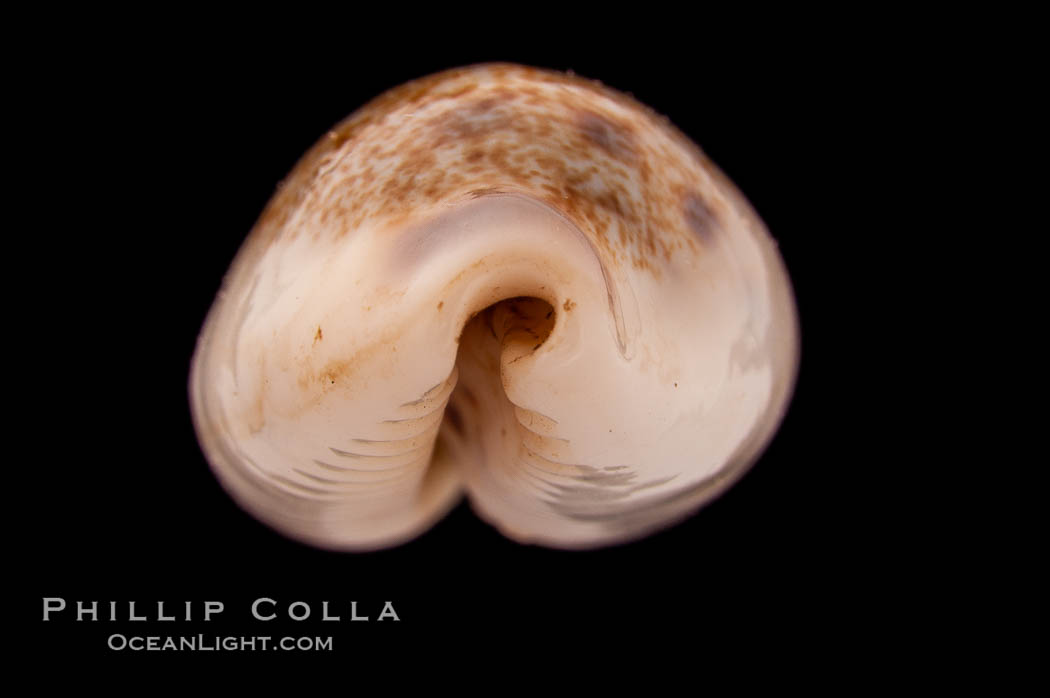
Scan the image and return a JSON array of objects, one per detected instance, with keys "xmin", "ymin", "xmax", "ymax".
[
  {"xmin": 512, "ymin": 405, "xmax": 559, "ymax": 433},
  {"xmin": 517, "ymin": 442, "xmax": 592, "ymax": 479},
  {"xmin": 295, "ymin": 464, "xmax": 427, "ymax": 487},
  {"xmin": 315, "ymin": 455, "xmax": 421, "ymax": 473},
  {"xmin": 394, "ymin": 366, "xmax": 459, "ymax": 417},
  {"xmin": 340, "ymin": 436, "xmax": 436, "ymax": 458},
  {"xmin": 516, "ymin": 425, "xmax": 572, "ymax": 465},
  {"xmin": 266, "ymin": 474, "xmax": 338, "ymax": 499}
]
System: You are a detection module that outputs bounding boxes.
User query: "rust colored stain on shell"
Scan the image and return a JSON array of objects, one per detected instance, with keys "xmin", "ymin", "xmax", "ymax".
[{"xmin": 250, "ymin": 64, "xmax": 733, "ymax": 272}]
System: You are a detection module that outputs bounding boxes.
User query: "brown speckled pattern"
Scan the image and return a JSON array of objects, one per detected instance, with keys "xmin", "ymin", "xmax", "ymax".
[{"xmin": 252, "ymin": 63, "xmax": 731, "ymax": 274}]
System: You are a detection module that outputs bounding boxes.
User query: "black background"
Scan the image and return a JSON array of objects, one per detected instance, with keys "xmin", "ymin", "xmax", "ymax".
[{"xmin": 19, "ymin": 27, "xmax": 891, "ymax": 664}]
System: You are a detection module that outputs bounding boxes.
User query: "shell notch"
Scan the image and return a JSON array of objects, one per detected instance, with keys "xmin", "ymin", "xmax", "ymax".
[{"xmin": 189, "ymin": 63, "xmax": 800, "ymax": 550}]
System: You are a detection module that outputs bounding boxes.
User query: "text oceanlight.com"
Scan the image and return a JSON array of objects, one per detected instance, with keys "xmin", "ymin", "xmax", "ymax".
[{"xmin": 107, "ymin": 634, "xmax": 333, "ymax": 652}]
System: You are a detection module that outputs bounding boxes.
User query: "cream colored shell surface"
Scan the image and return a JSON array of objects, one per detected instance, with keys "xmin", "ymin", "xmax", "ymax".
[{"xmin": 189, "ymin": 63, "xmax": 800, "ymax": 550}]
